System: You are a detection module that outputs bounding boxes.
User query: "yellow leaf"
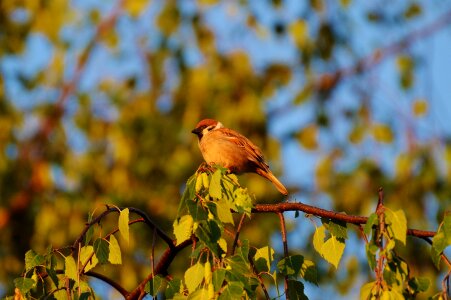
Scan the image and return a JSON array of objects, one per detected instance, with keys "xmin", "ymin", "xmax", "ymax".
[
  {"xmin": 290, "ymin": 20, "xmax": 309, "ymax": 48},
  {"xmin": 124, "ymin": 0, "xmax": 149, "ymax": 18},
  {"xmin": 173, "ymin": 215, "xmax": 194, "ymax": 245},
  {"xmin": 80, "ymin": 246, "xmax": 98, "ymax": 272},
  {"xmin": 395, "ymin": 154, "xmax": 412, "ymax": 180},
  {"xmin": 372, "ymin": 124, "xmax": 393, "ymax": 143},
  {"xmin": 298, "ymin": 124, "xmax": 318, "ymax": 150},
  {"xmin": 348, "ymin": 126, "xmax": 365, "ymax": 144},
  {"xmin": 412, "ymin": 99, "xmax": 428, "ymax": 117}
]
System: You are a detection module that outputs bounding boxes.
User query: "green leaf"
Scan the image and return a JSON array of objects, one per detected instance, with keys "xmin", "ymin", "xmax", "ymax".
[
  {"xmin": 287, "ymin": 280, "xmax": 308, "ymax": 300},
  {"xmin": 184, "ymin": 262, "xmax": 204, "ymax": 293},
  {"xmin": 187, "ymin": 200, "xmax": 208, "ymax": 221},
  {"xmin": 80, "ymin": 246, "xmax": 98, "ymax": 272},
  {"xmin": 209, "ymin": 169, "xmax": 222, "ymax": 199},
  {"xmin": 300, "ymin": 259, "xmax": 318, "ymax": 285},
  {"xmin": 408, "ymin": 277, "xmax": 430, "ymax": 293},
  {"xmin": 173, "ymin": 215, "xmax": 194, "ymax": 246},
  {"xmin": 195, "ymin": 220, "xmax": 222, "ymax": 256},
  {"xmin": 385, "ymin": 209, "xmax": 407, "ymax": 245},
  {"xmin": 216, "ymin": 199, "xmax": 234, "ymax": 225},
  {"xmin": 360, "ymin": 281, "xmax": 375, "ymax": 300},
  {"xmin": 325, "ymin": 219, "xmax": 348, "ymax": 239},
  {"xmin": 145, "ymin": 274, "xmax": 164, "ymax": 296},
  {"xmin": 254, "ymin": 246, "xmax": 274, "ymax": 272},
  {"xmin": 25, "ymin": 249, "xmax": 45, "ymax": 271},
  {"xmin": 178, "ymin": 175, "xmax": 196, "ymax": 217},
  {"xmin": 443, "ymin": 212, "xmax": 451, "ymax": 237},
  {"xmin": 189, "ymin": 287, "xmax": 210, "ymax": 299},
  {"xmin": 218, "ymin": 282, "xmax": 244, "ymax": 300},
  {"xmin": 381, "ymin": 290, "xmax": 404, "ymax": 300},
  {"xmin": 85, "ymin": 226, "xmax": 94, "ymax": 245},
  {"xmin": 313, "ymin": 225, "xmax": 326, "ymax": 253},
  {"xmin": 14, "ymin": 277, "xmax": 36, "ymax": 294},
  {"xmin": 108, "ymin": 234, "xmax": 122, "ymax": 264},
  {"xmin": 93, "ymin": 238, "xmax": 109, "ymax": 264},
  {"xmin": 119, "ymin": 208, "xmax": 130, "ymax": 245},
  {"xmin": 277, "ymin": 255, "xmax": 303, "ymax": 277},
  {"xmin": 65, "ymin": 255, "xmax": 78, "ymax": 281},
  {"xmin": 364, "ymin": 213, "xmax": 378, "ymax": 235},
  {"xmin": 321, "ymin": 236, "xmax": 345, "ymax": 268},
  {"xmin": 165, "ymin": 279, "xmax": 182, "ymax": 299},
  {"xmin": 430, "ymin": 245, "xmax": 442, "ymax": 269},
  {"xmin": 366, "ymin": 243, "xmax": 378, "ymax": 270},
  {"xmin": 233, "ymin": 188, "xmax": 253, "ymax": 215},
  {"xmin": 212, "ymin": 269, "xmax": 226, "ymax": 292},
  {"xmin": 46, "ymin": 267, "xmax": 59, "ymax": 287}
]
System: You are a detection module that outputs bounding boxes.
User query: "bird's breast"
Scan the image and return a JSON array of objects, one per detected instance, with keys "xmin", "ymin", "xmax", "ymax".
[{"xmin": 199, "ymin": 133, "xmax": 250, "ymax": 173}]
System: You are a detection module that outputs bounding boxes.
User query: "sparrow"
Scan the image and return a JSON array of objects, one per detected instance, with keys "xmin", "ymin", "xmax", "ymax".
[{"xmin": 192, "ymin": 119, "xmax": 288, "ymax": 195}]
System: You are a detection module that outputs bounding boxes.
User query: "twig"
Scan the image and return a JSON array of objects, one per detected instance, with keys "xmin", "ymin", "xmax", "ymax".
[
  {"xmin": 85, "ymin": 271, "xmax": 129, "ymax": 297},
  {"xmin": 249, "ymin": 255, "xmax": 271, "ymax": 300},
  {"xmin": 232, "ymin": 214, "xmax": 246, "ymax": 255},
  {"xmin": 253, "ymin": 203, "xmax": 436, "ymax": 238},
  {"xmin": 278, "ymin": 212, "xmax": 289, "ymax": 300},
  {"xmin": 126, "ymin": 239, "xmax": 194, "ymax": 300},
  {"xmin": 375, "ymin": 188, "xmax": 386, "ymax": 292},
  {"xmin": 72, "ymin": 207, "xmax": 174, "ymax": 250}
]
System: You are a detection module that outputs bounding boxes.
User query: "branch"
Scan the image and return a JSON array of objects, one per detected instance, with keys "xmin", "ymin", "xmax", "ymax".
[
  {"xmin": 85, "ymin": 271, "xmax": 129, "ymax": 297},
  {"xmin": 126, "ymin": 239, "xmax": 193, "ymax": 300},
  {"xmin": 252, "ymin": 202, "xmax": 436, "ymax": 238},
  {"xmin": 72, "ymin": 206, "xmax": 174, "ymax": 250},
  {"xmin": 278, "ymin": 212, "xmax": 289, "ymax": 299}
]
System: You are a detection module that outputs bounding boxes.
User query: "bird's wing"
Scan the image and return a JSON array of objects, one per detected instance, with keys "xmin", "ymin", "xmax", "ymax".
[{"xmin": 218, "ymin": 128, "xmax": 269, "ymax": 168}]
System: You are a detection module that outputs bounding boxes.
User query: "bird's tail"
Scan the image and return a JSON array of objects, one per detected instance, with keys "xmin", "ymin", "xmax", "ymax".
[{"xmin": 256, "ymin": 168, "xmax": 288, "ymax": 196}]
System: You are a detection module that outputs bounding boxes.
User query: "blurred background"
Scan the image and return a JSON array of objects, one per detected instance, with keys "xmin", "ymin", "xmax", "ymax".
[{"xmin": 1, "ymin": 0, "xmax": 451, "ymax": 298}]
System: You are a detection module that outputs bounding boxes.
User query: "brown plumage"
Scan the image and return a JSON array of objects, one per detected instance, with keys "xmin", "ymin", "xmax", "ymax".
[{"xmin": 192, "ymin": 119, "xmax": 288, "ymax": 195}]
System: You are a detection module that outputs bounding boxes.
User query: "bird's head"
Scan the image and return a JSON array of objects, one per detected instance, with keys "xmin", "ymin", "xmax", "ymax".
[{"xmin": 191, "ymin": 119, "xmax": 223, "ymax": 139}]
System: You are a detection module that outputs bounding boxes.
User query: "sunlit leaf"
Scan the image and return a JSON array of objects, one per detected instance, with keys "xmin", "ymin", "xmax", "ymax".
[
  {"xmin": 313, "ymin": 225, "xmax": 326, "ymax": 253},
  {"xmin": 321, "ymin": 236, "xmax": 345, "ymax": 268},
  {"xmin": 254, "ymin": 246, "xmax": 274, "ymax": 272},
  {"xmin": 173, "ymin": 215, "xmax": 194, "ymax": 245},
  {"xmin": 209, "ymin": 169, "xmax": 222, "ymax": 199},
  {"xmin": 108, "ymin": 235, "xmax": 122, "ymax": 264},
  {"xmin": 360, "ymin": 281, "xmax": 376, "ymax": 300},
  {"xmin": 216, "ymin": 199, "xmax": 234, "ymax": 225},
  {"xmin": 25, "ymin": 250, "xmax": 45, "ymax": 271},
  {"xmin": 119, "ymin": 208, "xmax": 130, "ymax": 245},
  {"xmin": 124, "ymin": 0, "xmax": 149, "ymax": 18},
  {"xmin": 184, "ymin": 262, "xmax": 204, "ymax": 293},
  {"xmin": 65, "ymin": 256, "xmax": 78, "ymax": 281},
  {"xmin": 297, "ymin": 124, "xmax": 318, "ymax": 150},
  {"xmin": 14, "ymin": 278, "xmax": 36, "ymax": 295},
  {"xmin": 372, "ymin": 124, "xmax": 393, "ymax": 143},
  {"xmin": 290, "ymin": 20, "xmax": 309, "ymax": 48},
  {"xmin": 385, "ymin": 209, "xmax": 407, "ymax": 245},
  {"xmin": 80, "ymin": 246, "xmax": 98, "ymax": 272},
  {"xmin": 412, "ymin": 99, "xmax": 428, "ymax": 117}
]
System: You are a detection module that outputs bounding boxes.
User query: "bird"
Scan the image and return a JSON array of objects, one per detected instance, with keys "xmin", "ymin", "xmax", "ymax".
[{"xmin": 191, "ymin": 118, "xmax": 288, "ymax": 195}]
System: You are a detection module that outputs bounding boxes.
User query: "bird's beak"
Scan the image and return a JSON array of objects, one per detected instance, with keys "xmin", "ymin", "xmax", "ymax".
[{"xmin": 191, "ymin": 127, "xmax": 202, "ymax": 136}]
